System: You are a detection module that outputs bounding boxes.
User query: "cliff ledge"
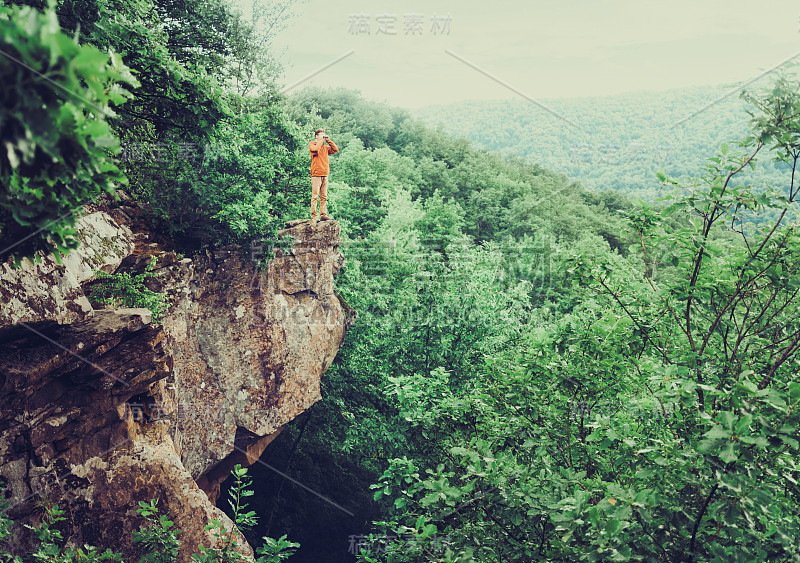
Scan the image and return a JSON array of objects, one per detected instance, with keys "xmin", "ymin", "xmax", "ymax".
[{"xmin": 0, "ymin": 195, "xmax": 354, "ymax": 561}]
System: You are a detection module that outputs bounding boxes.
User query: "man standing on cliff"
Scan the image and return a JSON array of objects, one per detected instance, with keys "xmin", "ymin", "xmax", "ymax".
[{"xmin": 309, "ymin": 128, "xmax": 338, "ymax": 224}]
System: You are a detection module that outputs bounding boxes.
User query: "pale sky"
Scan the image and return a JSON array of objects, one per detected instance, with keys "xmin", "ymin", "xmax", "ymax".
[{"xmin": 236, "ymin": 0, "xmax": 800, "ymax": 108}]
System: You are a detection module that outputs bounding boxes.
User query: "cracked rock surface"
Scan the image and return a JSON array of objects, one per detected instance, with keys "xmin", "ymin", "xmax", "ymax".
[{"xmin": 0, "ymin": 197, "xmax": 353, "ymax": 561}]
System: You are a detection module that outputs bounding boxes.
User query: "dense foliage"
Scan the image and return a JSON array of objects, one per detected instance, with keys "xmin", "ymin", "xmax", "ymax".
[
  {"xmin": 242, "ymin": 82, "xmax": 800, "ymax": 562},
  {"xmin": 415, "ymin": 85, "xmax": 793, "ymax": 203},
  {"xmin": 0, "ymin": 1, "xmax": 137, "ymax": 265},
  {"xmin": 1, "ymin": 0, "xmax": 305, "ymax": 264},
  {"xmin": 2, "ymin": 0, "xmax": 799, "ymax": 560}
]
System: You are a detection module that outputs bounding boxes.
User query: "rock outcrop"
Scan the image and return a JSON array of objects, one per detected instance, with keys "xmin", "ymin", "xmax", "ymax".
[
  {"xmin": 0, "ymin": 208, "xmax": 136, "ymax": 328},
  {"xmin": 0, "ymin": 195, "xmax": 354, "ymax": 561}
]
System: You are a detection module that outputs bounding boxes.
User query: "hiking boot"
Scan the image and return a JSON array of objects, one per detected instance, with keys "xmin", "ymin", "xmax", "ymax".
[{"xmin": 320, "ymin": 215, "xmax": 333, "ymax": 221}]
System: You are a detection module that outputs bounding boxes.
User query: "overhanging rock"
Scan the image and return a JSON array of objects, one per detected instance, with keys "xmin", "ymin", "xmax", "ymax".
[{"xmin": 0, "ymin": 200, "xmax": 353, "ymax": 561}]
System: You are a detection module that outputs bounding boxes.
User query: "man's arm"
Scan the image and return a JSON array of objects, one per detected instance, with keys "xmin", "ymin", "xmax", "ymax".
[
  {"xmin": 309, "ymin": 140, "xmax": 322, "ymax": 154},
  {"xmin": 325, "ymin": 138, "xmax": 339, "ymax": 154}
]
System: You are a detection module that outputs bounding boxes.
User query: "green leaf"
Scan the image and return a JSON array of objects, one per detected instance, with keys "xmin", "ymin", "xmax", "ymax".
[
  {"xmin": 719, "ymin": 441, "xmax": 739, "ymax": 463},
  {"xmin": 738, "ymin": 436, "xmax": 768, "ymax": 447},
  {"xmin": 703, "ymin": 425, "xmax": 732, "ymax": 441},
  {"xmin": 717, "ymin": 411, "xmax": 736, "ymax": 431},
  {"xmin": 734, "ymin": 414, "xmax": 753, "ymax": 435}
]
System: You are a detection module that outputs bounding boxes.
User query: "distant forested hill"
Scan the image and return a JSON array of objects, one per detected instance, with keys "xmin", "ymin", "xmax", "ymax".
[{"xmin": 414, "ymin": 84, "xmax": 791, "ymax": 199}]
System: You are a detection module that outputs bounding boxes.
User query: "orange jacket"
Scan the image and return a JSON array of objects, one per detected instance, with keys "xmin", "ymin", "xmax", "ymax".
[{"xmin": 309, "ymin": 139, "xmax": 339, "ymax": 176}]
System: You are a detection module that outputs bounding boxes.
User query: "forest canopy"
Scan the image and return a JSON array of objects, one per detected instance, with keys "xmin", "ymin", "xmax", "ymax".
[{"xmin": 1, "ymin": 1, "xmax": 799, "ymax": 561}]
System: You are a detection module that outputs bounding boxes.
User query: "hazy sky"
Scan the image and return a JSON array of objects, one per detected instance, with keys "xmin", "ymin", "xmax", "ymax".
[{"xmin": 236, "ymin": 0, "xmax": 800, "ymax": 108}]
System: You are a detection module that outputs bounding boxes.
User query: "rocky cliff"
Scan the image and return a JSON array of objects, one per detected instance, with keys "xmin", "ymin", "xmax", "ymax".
[{"xmin": 0, "ymin": 195, "xmax": 355, "ymax": 561}]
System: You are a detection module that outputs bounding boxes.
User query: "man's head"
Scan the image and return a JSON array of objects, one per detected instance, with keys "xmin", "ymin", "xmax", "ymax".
[{"xmin": 314, "ymin": 128, "xmax": 325, "ymax": 140}]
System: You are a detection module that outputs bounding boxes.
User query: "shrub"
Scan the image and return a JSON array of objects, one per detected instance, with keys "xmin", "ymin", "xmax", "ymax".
[
  {"xmin": 89, "ymin": 256, "xmax": 166, "ymax": 323},
  {"xmin": 0, "ymin": 0, "xmax": 138, "ymax": 266}
]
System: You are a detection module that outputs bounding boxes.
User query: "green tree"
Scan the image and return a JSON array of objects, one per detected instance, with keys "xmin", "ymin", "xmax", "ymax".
[
  {"xmin": 136, "ymin": 100, "xmax": 307, "ymax": 247},
  {"xmin": 0, "ymin": 0, "xmax": 138, "ymax": 266},
  {"xmin": 359, "ymin": 76, "xmax": 800, "ymax": 562}
]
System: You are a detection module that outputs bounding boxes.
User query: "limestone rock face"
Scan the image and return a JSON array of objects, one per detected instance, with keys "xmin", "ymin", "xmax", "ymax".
[
  {"xmin": 0, "ymin": 199, "xmax": 352, "ymax": 561},
  {"xmin": 144, "ymin": 218, "xmax": 353, "ymax": 494},
  {"xmin": 65, "ymin": 420, "xmax": 255, "ymax": 563},
  {"xmin": 0, "ymin": 210, "xmax": 136, "ymax": 328}
]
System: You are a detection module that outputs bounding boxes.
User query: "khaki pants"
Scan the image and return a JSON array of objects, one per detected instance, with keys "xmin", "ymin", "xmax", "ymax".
[{"xmin": 311, "ymin": 176, "xmax": 329, "ymax": 219}]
